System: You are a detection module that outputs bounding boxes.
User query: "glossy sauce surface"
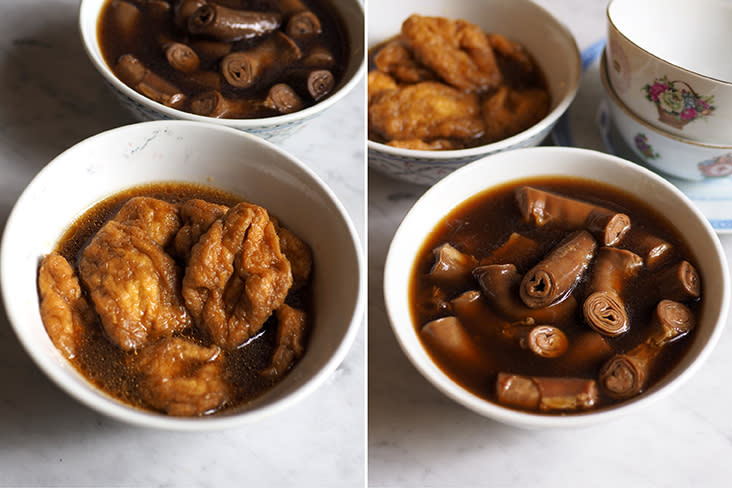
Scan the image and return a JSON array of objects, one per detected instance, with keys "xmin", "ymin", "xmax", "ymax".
[
  {"xmin": 409, "ymin": 176, "xmax": 701, "ymax": 412},
  {"xmin": 55, "ymin": 182, "xmax": 311, "ymax": 413},
  {"xmin": 98, "ymin": 0, "xmax": 349, "ymax": 118}
]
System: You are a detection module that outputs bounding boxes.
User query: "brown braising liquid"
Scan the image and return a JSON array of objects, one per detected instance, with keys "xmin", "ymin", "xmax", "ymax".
[
  {"xmin": 409, "ymin": 176, "xmax": 701, "ymax": 413},
  {"xmin": 54, "ymin": 182, "xmax": 312, "ymax": 414},
  {"xmin": 98, "ymin": 0, "xmax": 349, "ymax": 117}
]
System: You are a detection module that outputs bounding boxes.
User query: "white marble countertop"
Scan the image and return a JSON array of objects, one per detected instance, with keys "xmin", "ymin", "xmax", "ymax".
[
  {"xmin": 0, "ymin": 1, "xmax": 364, "ymax": 486},
  {"xmin": 368, "ymin": 1, "xmax": 732, "ymax": 487}
]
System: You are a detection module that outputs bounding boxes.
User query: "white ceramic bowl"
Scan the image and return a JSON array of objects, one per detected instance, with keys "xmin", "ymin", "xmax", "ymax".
[
  {"xmin": 367, "ymin": 0, "xmax": 581, "ymax": 185},
  {"xmin": 78, "ymin": 0, "xmax": 365, "ymax": 142},
  {"xmin": 606, "ymin": 0, "xmax": 732, "ymax": 145},
  {"xmin": 0, "ymin": 120, "xmax": 364, "ymax": 431},
  {"xmin": 383, "ymin": 146, "xmax": 729, "ymax": 429},
  {"xmin": 600, "ymin": 49, "xmax": 732, "ymax": 182}
]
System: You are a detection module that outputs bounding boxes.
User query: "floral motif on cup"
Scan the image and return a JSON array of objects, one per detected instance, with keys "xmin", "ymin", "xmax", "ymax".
[
  {"xmin": 608, "ymin": 40, "xmax": 631, "ymax": 93},
  {"xmin": 643, "ymin": 76, "xmax": 715, "ymax": 129},
  {"xmin": 633, "ymin": 133, "xmax": 660, "ymax": 160},
  {"xmin": 698, "ymin": 153, "xmax": 732, "ymax": 178}
]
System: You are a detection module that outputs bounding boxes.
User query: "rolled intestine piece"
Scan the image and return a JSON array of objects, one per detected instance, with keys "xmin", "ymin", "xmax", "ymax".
[
  {"xmin": 420, "ymin": 316, "xmax": 485, "ymax": 371},
  {"xmin": 115, "ymin": 54, "xmax": 186, "ymax": 109},
  {"xmin": 290, "ymin": 68, "xmax": 335, "ymax": 101},
  {"xmin": 188, "ymin": 4, "xmax": 281, "ymax": 42},
  {"xmin": 286, "ymin": 11, "xmax": 322, "ymax": 38},
  {"xmin": 473, "ymin": 264, "xmax": 577, "ymax": 324},
  {"xmin": 633, "ymin": 231, "xmax": 672, "ymax": 269},
  {"xmin": 515, "ymin": 186, "xmax": 631, "ymax": 246},
  {"xmin": 163, "ymin": 41, "xmax": 201, "ymax": 73},
  {"xmin": 110, "ymin": 0, "xmax": 141, "ymax": 43},
  {"xmin": 502, "ymin": 324, "xmax": 569, "ymax": 358},
  {"xmin": 655, "ymin": 260, "xmax": 701, "ymax": 302},
  {"xmin": 598, "ymin": 342, "xmax": 655, "ymax": 400},
  {"xmin": 582, "ymin": 293, "xmax": 628, "ymax": 337},
  {"xmin": 450, "ymin": 290, "xmax": 506, "ymax": 337},
  {"xmin": 648, "ymin": 299, "xmax": 695, "ymax": 347},
  {"xmin": 582, "ymin": 247, "xmax": 642, "ymax": 337},
  {"xmin": 185, "ymin": 70, "xmax": 222, "ymax": 91},
  {"xmin": 174, "ymin": 0, "xmax": 207, "ymax": 32},
  {"xmin": 189, "ymin": 90, "xmax": 256, "ymax": 118},
  {"xmin": 599, "ymin": 299, "xmax": 695, "ymax": 399},
  {"xmin": 263, "ymin": 83, "xmax": 304, "ymax": 114},
  {"xmin": 303, "ymin": 45, "xmax": 335, "ymax": 68},
  {"xmin": 428, "ymin": 243, "xmax": 478, "ymax": 284},
  {"xmin": 146, "ymin": 0, "xmax": 172, "ymax": 24},
  {"xmin": 496, "ymin": 373, "xmax": 598, "ymax": 412},
  {"xmin": 478, "ymin": 232, "xmax": 543, "ymax": 272},
  {"xmin": 276, "ymin": 0, "xmax": 322, "ymax": 38},
  {"xmin": 188, "ymin": 39, "xmax": 233, "ymax": 62},
  {"xmin": 519, "ymin": 230, "xmax": 597, "ymax": 309},
  {"xmin": 220, "ymin": 32, "xmax": 301, "ymax": 89},
  {"xmin": 558, "ymin": 331, "xmax": 614, "ymax": 372}
]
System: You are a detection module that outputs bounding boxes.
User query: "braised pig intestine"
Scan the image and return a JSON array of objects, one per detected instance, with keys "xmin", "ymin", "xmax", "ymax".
[
  {"xmin": 100, "ymin": 0, "xmax": 346, "ymax": 119},
  {"xmin": 410, "ymin": 179, "xmax": 703, "ymax": 413}
]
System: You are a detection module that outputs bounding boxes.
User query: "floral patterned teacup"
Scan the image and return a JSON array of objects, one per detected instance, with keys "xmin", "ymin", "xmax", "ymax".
[
  {"xmin": 606, "ymin": 0, "xmax": 732, "ymax": 145},
  {"xmin": 601, "ymin": 50, "xmax": 732, "ymax": 182}
]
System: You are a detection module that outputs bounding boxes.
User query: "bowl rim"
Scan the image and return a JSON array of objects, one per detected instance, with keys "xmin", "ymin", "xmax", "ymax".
[
  {"xmin": 366, "ymin": 0, "xmax": 582, "ymax": 161},
  {"xmin": 383, "ymin": 145, "xmax": 730, "ymax": 428},
  {"xmin": 599, "ymin": 48, "xmax": 732, "ymax": 150},
  {"xmin": 0, "ymin": 120, "xmax": 365, "ymax": 431},
  {"xmin": 77, "ymin": 0, "xmax": 366, "ymax": 128},
  {"xmin": 606, "ymin": 0, "xmax": 732, "ymax": 87}
]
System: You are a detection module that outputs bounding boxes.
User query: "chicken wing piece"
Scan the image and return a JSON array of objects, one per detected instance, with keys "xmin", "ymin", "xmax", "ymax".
[
  {"xmin": 172, "ymin": 199, "xmax": 230, "ymax": 260},
  {"xmin": 182, "ymin": 202, "xmax": 293, "ymax": 349},
  {"xmin": 79, "ymin": 198, "xmax": 191, "ymax": 351},
  {"xmin": 367, "ymin": 70, "xmax": 398, "ymax": 105},
  {"xmin": 261, "ymin": 304, "xmax": 307, "ymax": 379},
  {"xmin": 133, "ymin": 336, "xmax": 230, "ymax": 416},
  {"xmin": 38, "ymin": 253, "xmax": 95, "ymax": 360},
  {"xmin": 369, "ymin": 81, "xmax": 484, "ymax": 142},
  {"xmin": 482, "ymin": 85, "xmax": 550, "ymax": 142},
  {"xmin": 401, "ymin": 15, "xmax": 501, "ymax": 92},
  {"xmin": 373, "ymin": 38, "xmax": 435, "ymax": 83}
]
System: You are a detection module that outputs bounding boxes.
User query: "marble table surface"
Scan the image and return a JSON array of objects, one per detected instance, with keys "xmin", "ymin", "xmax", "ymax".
[
  {"xmin": 368, "ymin": 1, "xmax": 732, "ymax": 487},
  {"xmin": 0, "ymin": 1, "xmax": 364, "ymax": 486}
]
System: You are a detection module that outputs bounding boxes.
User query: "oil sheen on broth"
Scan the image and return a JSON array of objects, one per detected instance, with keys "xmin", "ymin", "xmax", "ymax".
[
  {"xmin": 409, "ymin": 176, "xmax": 702, "ymax": 413},
  {"xmin": 98, "ymin": 0, "xmax": 349, "ymax": 118},
  {"xmin": 52, "ymin": 183, "xmax": 312, "ymax": 414}
]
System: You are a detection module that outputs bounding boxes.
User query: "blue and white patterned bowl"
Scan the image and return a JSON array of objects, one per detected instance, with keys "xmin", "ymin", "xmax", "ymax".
[
  {"xmin": 367, "ymin": 0, "xmax": 581, "ymax": 185},
  {"xmin": 79, "ymin": 0, "xmax": 364, "ymax": 143}
]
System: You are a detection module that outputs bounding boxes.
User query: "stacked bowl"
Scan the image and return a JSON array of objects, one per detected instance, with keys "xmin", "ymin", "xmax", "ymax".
[{"xmin": 602, "ymin": 0, "xmax": 732, "ymax": 181}]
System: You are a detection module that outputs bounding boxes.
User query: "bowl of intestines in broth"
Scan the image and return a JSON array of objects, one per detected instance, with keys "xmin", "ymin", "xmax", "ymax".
[
  {"xmin": 384, "ymin": 146, "xmax": 729, "ymax": 428},
  {"xmin": 79, "ymin": 0, "xmax": 365, "ymax": 141},
  {"xmin": 0, "ymin": 120, "xmax": 364, "ymax": 431}
]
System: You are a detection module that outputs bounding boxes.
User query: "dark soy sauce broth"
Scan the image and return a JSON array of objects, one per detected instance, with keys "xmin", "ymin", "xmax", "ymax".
[
  {"xmin": 54, "ymin": 182, "xmax": 312, "ymax": 414},
  {"xmin": 98, "ymin": 0, "xmax": 350, "ymax": 117},
  {"xmin": 409, "ymin": 176, "xmax": 701, "ymax": 413}
]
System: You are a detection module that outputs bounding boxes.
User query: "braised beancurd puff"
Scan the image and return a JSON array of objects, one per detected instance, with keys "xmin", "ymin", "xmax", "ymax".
[
  {"xmin": 37, "ymin": 183, "xmax": 314, "ymax": 416},
  {"xmin": 409, "ymin": 177, "xmax": 703, "ymax": 414},
  {"xmin": 367, "ymin": 14, "xmax": 550, "ymax": 150}
]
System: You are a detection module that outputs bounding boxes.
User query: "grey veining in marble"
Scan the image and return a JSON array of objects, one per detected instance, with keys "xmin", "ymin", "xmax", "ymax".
[{"xmin": 0, "ymin": 1, "xmax": 364, "ymax": 486}]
